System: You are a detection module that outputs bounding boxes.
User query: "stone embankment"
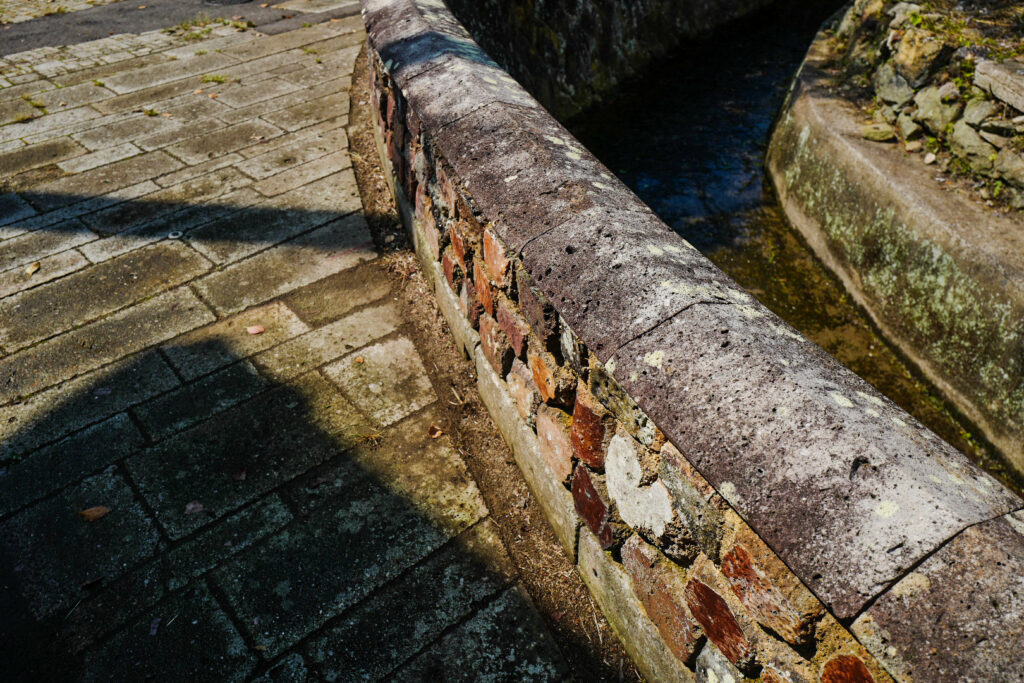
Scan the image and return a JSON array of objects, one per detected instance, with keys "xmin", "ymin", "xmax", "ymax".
[
  {"xmin": 769, "ymin": 0, "xmax": 1024, "ymax": 480},
  {"xmin": 363, "ymin": 0, "xmax": 1024, "ymax": 680}
]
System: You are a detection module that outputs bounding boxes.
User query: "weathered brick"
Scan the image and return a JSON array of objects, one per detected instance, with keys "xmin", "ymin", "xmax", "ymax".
[
  {"xmin": 535, "ymin": 404, "xmax": 574, "ymax": 484},
  {"xmin": 684, "ymin": 557, "xmax": 761, "ymax": 674},
  {"xmin": 479, "ymin": 313, "xmax": 514, "ymax": 378},
  {"xmin": 821, "ymin": 655, "xmax": 876, "ymax": 683},
  {"xmin": 435, "ymin": 160, "xmax": 459, "ymax": 218},
  {"xmin": 620, "ymin": 535, "xmax": 704, "ymax": 666},
  {"xmin": 415, "ymin": 183, "xmax": 441, "ymax": 261},
  {"xmin": 528, "ymin": 348, "xmax": 575, "ymax": 406},
  {"xmin": 473, "ymin": 259, "xmax": 494, "ymax": 316},
  {"xmin": 571, "ymin": 463, "xmax": 628, "ymax": 550},
  {"xmin": 571, "ymin": 382, "xmax": 615, "ymax": 470},
  {"xmin": 720, "ymin": 524, "xmax": 824, "ymax": 646},
  {"xmin": 495, "ymin": 295, "xmax": 531, "ymax": 358},
  {"xmin": 588, "ymin": 358, "xmax": 661, "ymax": 446},
  {"xmin": 458, "ymin": 281, "xmax": 483, "ymax": 329},
  {"xmin": 449, "ymin": 218, "xmax": 478, "ymax": 273},
  {"xmin": 517, "ymin": 267, "xmax": 559, "ymax": 354},
  {"xmin": 483, "ymin": 228, "xmax": 511, "ymax": 288},
  {"xmin": 441, "ymin": 246, "xmax": 462, "ymax": 293},
  {"xmin": 506, "ymin": 359, "xmax": 541, "ymax": 425}
]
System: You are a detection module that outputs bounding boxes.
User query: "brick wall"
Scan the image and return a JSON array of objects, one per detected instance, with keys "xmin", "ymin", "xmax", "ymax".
[{"xmin": 362, "ymin": 1, "xmax": 1024, "ymax": 679}]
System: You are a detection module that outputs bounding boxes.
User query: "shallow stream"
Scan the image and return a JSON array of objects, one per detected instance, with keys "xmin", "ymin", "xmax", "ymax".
[{"xmin": 567, "ymin": 0, "xmax": 1020, "ymax": 490}]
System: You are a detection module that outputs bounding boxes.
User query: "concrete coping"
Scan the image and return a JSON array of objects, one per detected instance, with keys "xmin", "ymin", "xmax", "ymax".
[{"xmin": 362, "ymin": 0, "xmax": 1024, "ymax": 673}]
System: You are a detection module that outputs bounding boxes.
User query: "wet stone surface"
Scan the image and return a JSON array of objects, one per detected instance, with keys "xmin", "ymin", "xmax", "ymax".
[{"xmin": 0, "ymin": 11, "xmax": 566, "ymax": 681}]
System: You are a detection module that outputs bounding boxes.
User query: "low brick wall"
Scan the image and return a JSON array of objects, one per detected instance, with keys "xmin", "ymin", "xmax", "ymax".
[{"xmin": 361, "ymin": 1, "xmax": 1024, "ymax": 679}]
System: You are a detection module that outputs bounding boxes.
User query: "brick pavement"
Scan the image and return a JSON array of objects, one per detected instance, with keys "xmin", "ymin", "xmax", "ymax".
[{"xmin": 0, "ymin": 13, "xmax": 567, "ymax": 681}]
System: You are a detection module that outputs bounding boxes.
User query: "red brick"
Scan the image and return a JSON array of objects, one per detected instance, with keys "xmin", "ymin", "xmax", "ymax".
[
  {"xmin": 517, "ymin": 267, "xmax": 559, "ymax": 354},
  {"xmin": 495, "ymin": 296, "xmax": 530, "ymax": 358},
  {"xmin": 527, "ymin": 348, "xmax": 574, "ymax": 407},
  {"xmin": 449, "ymin": 220, "xmax": 473, "ymax": 272},
  {"xmin": 684, "ymin": 579, "xmax": 753, "ymax": 671},
  {"xmin": 571, "ymin": 464, "xmax": 627, "ymax": 550},
  {"xmin": 459, "ymin": 281, "xmax": 483, "ymax": 329},
  {"xmin": 571, "ymin": 382, "xmax": 614, "ymax": 470},
  {"xmin": 506, "ymin": 359, "xmax": 541, "ymax": 425},
  {"xmin": 821, "ymin": 655, "xmax": 875, "ymax": 683},
  {"xmin": 441, "ymin": 247, "xmax": 462, "ymax": 293},
  {"xmin": 473, "ymin": 259, "xmax": 494, "ymax": 316},
  {"xmin": 720, "ymin": 526, "xmax": 824, "ymax": 646},
  {"xmin": 536, "ymin": 404, "xmax": 574, "ymax": 484},
  {"xmin": 621, "ymin": 536, "xmax": 703, "ymax": 665},
  {"xmin": 483, "ymin": 229, "xmax": 511, "ymax": 288},
  {"xmin": 479, "ymin": 313, "xmax": 514, "ymax": 377}
]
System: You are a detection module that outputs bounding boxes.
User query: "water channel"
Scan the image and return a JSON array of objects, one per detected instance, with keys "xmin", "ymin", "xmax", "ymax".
[{"xmin": 567, "ymin": 0, "xmax": 1022, "ymax": 491}]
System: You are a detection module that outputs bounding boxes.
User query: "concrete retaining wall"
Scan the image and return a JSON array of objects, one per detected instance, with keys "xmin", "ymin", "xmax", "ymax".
[
  {"xmin": 443, "ymin": 0, "xmax": 774, "ymax": 119},
  {"xmin": 362, "ymin": 0, "xmax": 1024, "ymax": 679},
  {"xmin": 768, "ymin": 28, "xmax": 1024, "ymax": 482}
]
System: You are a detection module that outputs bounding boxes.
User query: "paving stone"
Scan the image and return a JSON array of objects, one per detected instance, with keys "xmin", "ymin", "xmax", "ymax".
[
  {"xmin": 56, "ymin": 142, "xmax": 141, "ymax": 174},
  {"xmin": 133, "ymin": 361, "xmax": 269, "ymax": 441},
  {"xmin": 100, "ymin": 52, "xmax": 238, "ymax": 94},
  {"xmin": 193, "ymin": 213, "xmax": 374, "ymax": 315},
  {"xmin": 0, "ymin": 105, "xmax": 102, "ymax": 144},
  {"xmin": 0, "ymin": 467, "xmax": 159, "ymax": 619},
  {"xmin": 261, "ymin": 92, "xmax": 349, "ymax": 132},
  {"xmin": 0, "ymin": 193, "xmax": 36, "ymax": 227},
  {"xmin": 254, "ymin": 303, "xmax": 399, "ymax": 381},
  {"xmin": 284, "ymin": 57, "xmax": 357, "ymax": 88},
  {"xmin": 236, "ymin": 127, "xmax": 347, "ymax": 180},
  {"xmin": 52, "ymin": 54, "xmax": 172, "ymax": 88},
  {"xmin": 213, "ymin": 77, "xmax": 302, "ymax": 109},
  {"xmin": 0, "ymin": 352, "xmax": 179, "ymax": 461},
  {"xmin": 260, "ymin": 167, "xmax": 361, "ymax": 213},
  {"xmin": 252, "ymin": 150, "xmax": 350, "ymax": 197},
  {"xmin": 165, "ymin": 119, "xmax": 283, "ymax": 165},
  {"xmin": 391, "ymin": 587, "xmax": 567, "ymax": 682},
  {"xmin": 79, "ymin": 584, "xmax": 256, "ymax": 683},
  {"xmin": 0, "ymin": 413, "xmax": 144, "ymax": 518},
  {"xmin": 0, "ymin": 136, "xmax": 85, "ymax": 176},
  {"xmin": 323, "ymin": 336, "xmax": 435, "ymax": 428},
  {"xmin": 218, "ymin": 79, "xmax": 350, "ymax": 126},
  {"xmin": 133, "ymin": 116, "xmax": 226, "ymax": 152},
  {"xmin": 280, "ymin": 261, "xmax": 389, "ymax": 326},
  {"xmin": 0, "ymin": 95, "xmax": 39, "ymax": 126},
  {"xmin": 0, "ymin": 241, "xmax": 211, "ymax": 352},
  {"xmin": 212, "ymin": 470, "xmax": 448, "ymax": 657},
  {"xmin": 0, "ymin": 218, "xmax": 94, "ymax": 274},
  {"xmin": 34, "ymin": 81, "xmax": 116, "ymax": 110},
  {"xmin": 28, "ymin": 151, "xmax": 183, "ymax": 211},
  {"xmin": 304, "ymin": 519, "xmax": 514, "ymax": 682},
  {"xmin": 13, "ymin": 179, "xmax": 160, "ymax": 240},
  {"xmin": 91, "ymin": 77, "xmax": 206, "ymax": 116},
  {"xmin": 153, "ymin": 152, "xmax": 244, "ymax": 188},
  {"xmin": 253, "ymin": 654, "xmax": 308, "ymax": 683},
  {"xmin": 163, "ymin": 301, "xmax": 310, "ymax": 380},
  {"xmin": 0, "ymin": 248, "xmax": 90, "ymax": 299},
  {"xmin": 221, "ymin": 23, "xmax": 346, "ymax": 62},
  {"xmin": 126, "ymin": 372, "xmax": 365, "ymax": 539},
  {"xmin": 0, "ymin": 287, "xmax": 214, "ymax": 403}
]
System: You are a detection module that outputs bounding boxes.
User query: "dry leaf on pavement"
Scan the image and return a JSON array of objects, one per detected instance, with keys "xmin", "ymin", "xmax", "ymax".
[
  {"xmin": 184, "ymin": 500, "xmax": 205, "ymax": 515},
  {"xmin": 246, "ymin": 325, "xmax": 265, "ymax": 335},
  {"xmin": 428, "ymin": 424, "xmax": 444, "ymax": 439},
  {"xmin": 25, "ymin": 261, "xmax": 40, "ymax": 276},
  {"xmin": 78, "ymin": 506, "xmax": 111, "ymax": 522}
]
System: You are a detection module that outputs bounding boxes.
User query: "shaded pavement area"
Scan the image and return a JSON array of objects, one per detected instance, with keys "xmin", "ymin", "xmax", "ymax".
[{"xmin": 0, "ymin": 10, "xmax": 569, "ymax": 681}]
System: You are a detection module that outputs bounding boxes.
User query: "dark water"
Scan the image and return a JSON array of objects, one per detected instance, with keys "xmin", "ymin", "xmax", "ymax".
[{"xmin": 568, "ymin": 0, "xmax": 1021, "ymax": 490}]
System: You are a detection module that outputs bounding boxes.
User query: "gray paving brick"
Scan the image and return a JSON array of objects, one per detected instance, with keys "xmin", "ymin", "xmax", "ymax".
[
  {"xmin": 236, "ymin": 117, "xmax": 347, "ymax": 159},
  {"xmin": 0, "ymin": 413, "xmax": 144, "ymax": 518},
  {"xmin": 0, "ymin": 248, "xmax": 89, "ymax": 299},
  {"xmin": 90, "ymin": 77, "xmax": 204, "ymax": 115},
  {"xmin": 282, "ymin": 49, "xmax": 359, "ymax": 88},
  {"xmin": 217, "ymin": 78, "xmax": 349, "ymax": 126},
  {"xmin": 164, "ymin": 119, "xmax": 282, "ymax": 165},
  {"xmin": 163, "ymin": 300, "xmax": 309, "ymax": 380},
  {"xmin": 133, "ymin": 361, "xmax": 268, "ymax": 441},
  {"xmin": 0, "ymin": 105, "xmax": 103, "ymax": 144},
  {"xmin": 261, "ymin": 92, "xmax": 349, "ymax": 132},
  {"xmin": 323, "ymin": 336, "xmax": 436, "ymax": 428},
  {"xmin": 0, "ymin": 95, "xmax": 41, "ymax": 126},
  {"xmin": 52, "ymin": 53, "xmax": 171, "ymax": 88},
  {"xmin": 0, "ymin": 137, "xmax": 86, "ymax": 176},
  {"xmin": 193, "ymin": 213, "xmax": 374, "ymax": 315},
  {"xmin": 70, "ymin": 112, "xmax": 182, "ymax": 152},
  {"xmin": 153, "ymin": 152, "xmax": 243, "ymax": 188},
  {"xmin": 56, "ymin": 142, "xmax": 141, "ymax": 174},
  {"xmin": 304, "ymin": 520, "xmax": 513, "ymax": 682},
  {"xmin": 0, "ymin": 241, "xmax": 211, "ymax": 351},
  {"xmin": 0, "ymin": 218, "xmax": 94, "ymax": 273},
  {"xmin": 133, "ymin": 116, "xmax": 226, "ymax": 152},
  {"xmin": 34, "ymin": 81, "xmax": 116, "ymax": 110},
  {"xmin": 221, "ymin": 23, "xmax": 346, "ymax": 62},
  {"xmin": 0, "ymin": 352, "xmax": 180, "ymax": 461},
  {"xmin": 10, "ymin": 179, "xmax": 159, "ymax": 240},
  {"xmin": 262, "ymin": 167, "xmax": 361, "ymax": 212},
  {"xmin": 29, "ymin": 151, "xmax": 183, "ymax": 211},
  {"xmin": 235, "ymin": 127, "xmax": 347, "ymax": 180},
  {"xmin": 0, "ymin": 287, "xmax": 214, "ymax": 403},
  {"xmin": 126, "ymin": 372, "xmax": 365, "ymax": 540},
  {"xmin": 101, "ymin": 52, "xmax": 238, "ymax": 94},
  {"xmin": 0, "ymin": 467, "xmax": 160, "ymax": 619},
  {"xmin": 280, "ymin": 261, "xmax": 390, "ymax": 326},
  {"xmin": 79, "ymin": 584, "xmax": 256, "ymax": 683},
  {"xmin": 212, "ymin": 470, "xmax": 449, "ymax": 657},
  {"xmin": 0, "ymin": 193, "xmax": 36, "ymax": 227},
  {"xmin": 213, "ymin": 77, "xmax": 302, "ymax": 109},
  {"xmin": 253, "ymin": 303, "xmax": 399, "ymax": 381}
]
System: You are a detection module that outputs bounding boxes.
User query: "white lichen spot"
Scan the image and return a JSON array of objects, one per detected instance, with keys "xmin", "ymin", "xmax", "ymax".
[
  {"xmin": 929, "ymin": 475, "xmax": 943, "ymax": 485},
  {"xmin": 719, "ymin": 481, "xmax": 740, "ymax": 504},
  {"xmin": 644, "ymin": 350, "xmax": 665, "ymax": 368},
  {"xmin": 779, "ymin": 358, "xmax": 790, "ymax": 366},
  {"xmin": 592, "ymin": 181, "xmax": 611, "ymax": 190},
  {"xmin": 566, "ymin": 150, "xmax": 582, "ymax": 161},
  {"xmin": 891, "ymin": 572, "xmax": 931, "ymax": 599},
  {"xmin": 606, "ymin": 433, "xmax": 674, "ymax": 536},
  {"xmin": 543, "ymin": 135, "xmax": 565, "ymax": 146},
  {"xmin": 865, "ymin": 407, "xmax": 880, "ymax": 417},
  {"xmin": 629, "ymin": 372, "xmax": 638, "ymax": 382},
  {"xmin": 856, "ymin": 390, "xmax": 885, "ymax": 407},
  {"xmin": 1006, "ymin": 513, "xmax": 1024, "ymax": 537},
  {"xmin": 481, "ymin": 75, "xmax": 497, "ymax": 85},
  {"xmin": 831, "ymin": 392, "xmax": 854, "ymax": 408},
  {"xmin": 604, "ymin": 358, "xmax": 616, "ymax": 375},
  {"xmin": 875, "ymin": 500, "xmax": 900, "ymax": 518},
  {"xmin": 776, "ymin": 406, "xmax": 791, "ymax": 418},
  {"xmin": 891, "ymin": 416, "xmax": 907, "ymax": 427},
  {"xmin": 503, "ymin": 174, "xmax": 518, "ymax": 183},
  {"xmin": 646, "ymin": 245, "xmax": 665, "ymax": 257}
]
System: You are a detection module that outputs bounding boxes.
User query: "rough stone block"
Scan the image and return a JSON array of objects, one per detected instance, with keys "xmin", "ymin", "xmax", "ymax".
[
  {"xmin": 458, "ymin": 280, "xmax": 484, "ymax": 329},
  {"xmin": 659, "ymin": 442, "xmax": 726, "ymax": 562},
  {"xmin": 473, "ymin": 258, "xmax": 495, "ymax": 316},
  {"xmin": 684, "ymin": 557, "xmax": 762, "ymax": 674},
  {"xmin": 482, "ymin": 227, "xmax": 511, "ymax": 288},
  {"xmin": 820, "ymin": 655, "xmax": 877, "ymax": 683},
  {"xmin": 415, "ymin": 185, "xmax": 441, "ymax": 260},
  {"xmin": 517, "ymin": 266, "xmax": 559, "ymax": 354},
  {"xmin": 527, "ymin": 348, "xmax": 574, "ymax": 407},
  {"xmin": 974, "ymin": 58, "xmax": 1024, "ymax": 114},
  {"xmin": 695, "ymin": 642, "xmax": 743, "ymax": 683},
  {"xmin": 620, "ymin": 535, "xmax": 704, "ymax": 666},
  {"xmin": 570, "ymin": 382, "xmax": 614, "ymax": 471},
  {"xmin": 441, "ymin": 246, "xmax": 462, "ymax": 292},
  {"xmin": 495, "ymin": 294, "xmax": 531, "ymax": 357},
  {"xmin": 571, "ymin": 463, "xmax": 628, "ymax": 551},
  {"xmin": 449, "ymin": 217, "xmax": 478, "ymax": 272},
  {"xmin": 479, "ymin": 312, "xmax": 514, "ymax": 378},
  {"xmin": 535, "ymin": 404, "xmax": 574, "ymax": 484},
  {"xmin": 506, "ymin": 359, "xmax": 541, "ymax": 427}
]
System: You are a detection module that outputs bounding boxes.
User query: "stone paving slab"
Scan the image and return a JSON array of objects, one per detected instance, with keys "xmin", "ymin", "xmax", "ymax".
[{"xmin": 0, "ymin": 13, "xmax": 568, "ymax": 682}]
